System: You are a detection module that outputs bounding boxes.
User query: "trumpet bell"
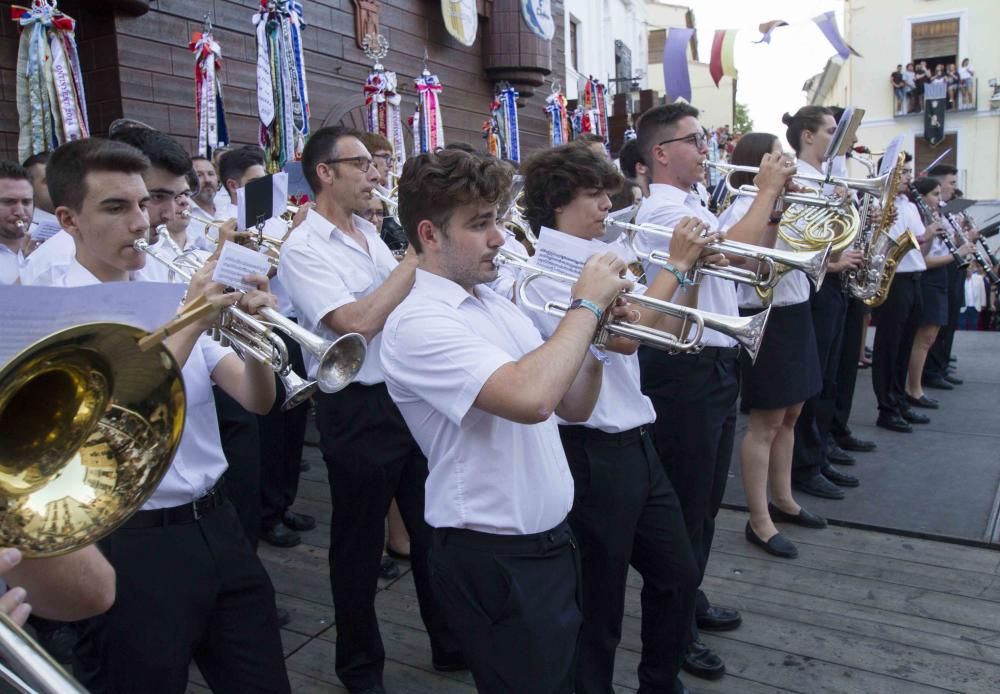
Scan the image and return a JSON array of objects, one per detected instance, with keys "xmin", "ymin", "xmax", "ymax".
[
  {"xmin": 0, "ymin": 323, "xmax": 183, "ymax": 557},
  {"xmin": 315, "ymin": 333, "xmax": 368, "ymax": 394},
  {"xmin": 279, "ymin": 369, "xmax": 317, "ymax": 411}
]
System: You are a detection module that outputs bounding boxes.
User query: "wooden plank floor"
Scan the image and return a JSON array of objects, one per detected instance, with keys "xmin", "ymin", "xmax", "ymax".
[{"xmin": 190, "ymin": 442, "xmax": 1000, "ymax": 694}]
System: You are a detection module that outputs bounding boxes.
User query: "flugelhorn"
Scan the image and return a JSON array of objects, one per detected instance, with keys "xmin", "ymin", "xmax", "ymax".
[
  {"xmin": 134, "ymin": 239, "xmax": 367, "ymax": 407},
  {"xmin": 495, "ymin": 248, "xmax": 771, "ymax": 362}
]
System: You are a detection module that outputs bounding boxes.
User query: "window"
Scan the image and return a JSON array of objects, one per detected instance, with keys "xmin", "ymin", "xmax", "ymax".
[
  {"xmin": 570, "ymin": 18, "xmax": 580, "ymax": 71},
  {"xmin": 615, "ymin": 40, "xmax": 632, "ymax": 84}
]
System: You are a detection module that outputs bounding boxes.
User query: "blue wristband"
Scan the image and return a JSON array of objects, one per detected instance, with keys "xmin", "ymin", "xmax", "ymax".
[
  {"xmin": 568, "ymin": 298, "xmax": 604, "ymax": 322},
  {"xmin": 661, "ymin": 261, "xmax": 694, "ymax": 288}
]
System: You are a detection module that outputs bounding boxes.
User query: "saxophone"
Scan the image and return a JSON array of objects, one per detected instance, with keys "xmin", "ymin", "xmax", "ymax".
[{"xmin": 846, "ymin": 153, "xmax": 917, "ymax": 307}]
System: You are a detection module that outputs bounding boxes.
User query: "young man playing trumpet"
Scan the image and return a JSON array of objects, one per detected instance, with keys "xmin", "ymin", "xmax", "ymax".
[
  {"xmin": 634, "ymin": 103, "xmax": 795, "ymax": 681},
  {"xmin": 519, "ymin": 142, "xmax": 722, "ymax": 694},
  {"xmin": 42, "ymin": 137, "xmax": 289, "ymax": 694},
  {"xmin": 0, "ymin": 160, "xmax": 32, "ymax": 284},
  {"xmin": 381, "ymin": 147, "xmax": 634, "ymax": 693}
]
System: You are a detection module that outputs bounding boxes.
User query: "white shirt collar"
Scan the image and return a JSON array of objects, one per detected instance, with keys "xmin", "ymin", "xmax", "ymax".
[{"xmin": 414, "ymin": 268, "xmax": 480, "ymax": 309}]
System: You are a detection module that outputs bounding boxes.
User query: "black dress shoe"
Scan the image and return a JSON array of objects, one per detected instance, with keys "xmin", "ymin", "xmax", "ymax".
[
  {"xmin": 823, "ymin": 466, "xmax": 859, "ymax": 488},
  {"xmin": 924, "ymin": 377, "xmax": 954, "ymax": 390},
  {"xmin": 793, "ymin": 473, "xmax": 845, "ymax": 500},
  {"xmin": 283, "ymin": 510, "xmax": 316, "ymax": 531},
  {"xmin": 379, "ymin": 555, "xmax": 400, "ymax": 580},
  {"xmin": 768, "ymin": 502, "xmax": 827, "ymax": 528},
  {"xmin": 835, "ymin": 433, "xmax": 876, "ymax": 452},
  {"xmin": 944, "ymin": 374, "xmax": 963, "ymax": 385},
  {"xmin": 262, "ymin": 523, "xmax": 301, "ymax": 548},
  {"xmin": 906, "ymin": 393, "xmax": 939, "ymax": 409},
  {"xmin": 745, "ymin": 522, "xmax": 798, "ymax": 559},
  {"xmin": 900, "ymin": 408, "xmax": 930, "ymax": 424},
  {"xmin": 826, "ymin": 442, "xmax": 855, "ymax": 465},
  {"xmin": 682, "ymin": 640, "xmax": 726, "ymax": 680},
  {"xmin": 876, "ymin": 413, "xmax": 912, "ymax": 433},
  {"xmin": 696, "ymin": 605, "xmax": 742, "ymax": 631}
]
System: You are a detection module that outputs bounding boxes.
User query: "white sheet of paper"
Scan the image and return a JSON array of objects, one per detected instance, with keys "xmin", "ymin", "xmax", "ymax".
[
  {"xmin": 531, "ymin": 229, "xmax": 607, "ymax": 277},
  {"xmin": 879, "ymin": 136, "xmax": 905, "ymax": 177},
  {"xmin": 28, "ymin": 209, "xmax": 63, "ymax": 241},
  {"xmin": 237, "ymin": 172, "xmax": 288, "ymax": 230},
  {"xmin": 0, "ymin": 282, "xmax": 186, "ymax": 364},
  {"xmin": 213, "ymin": 241, "xmax": 271, "ymax": 292}
]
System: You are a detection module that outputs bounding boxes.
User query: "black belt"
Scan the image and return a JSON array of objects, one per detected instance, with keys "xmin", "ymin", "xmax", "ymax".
[
  {"xmin": 122, "ymin": 479, "xmax": 227, "ymax": 529},
  {"xmin": 559, "ymin": 424, "xmax": 645, "ymax": 446},
  {"xmin": 432, "ymin": 519, "xmax": 573, "ymax": 552}
]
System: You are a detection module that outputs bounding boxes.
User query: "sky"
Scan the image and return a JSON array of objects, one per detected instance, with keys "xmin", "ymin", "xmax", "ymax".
[{"xmin": 664, "ymin": 0, "xmax": 848, "ymax": 137}]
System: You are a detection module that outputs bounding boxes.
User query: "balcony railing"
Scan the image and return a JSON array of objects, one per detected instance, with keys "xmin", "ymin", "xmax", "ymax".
[{"xmin": 892, "ymin": 77, "xmax": 977, "ymax": 117}]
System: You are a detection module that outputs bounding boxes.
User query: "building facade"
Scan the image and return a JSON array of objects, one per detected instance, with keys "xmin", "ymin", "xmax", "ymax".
[
  {"xmin": 563, "ymin": 0, "xmax": 649, "ymax": 104},
  {"xmin": 807, "ymin": 0, "xmax": 1000, "ymax": 199}
]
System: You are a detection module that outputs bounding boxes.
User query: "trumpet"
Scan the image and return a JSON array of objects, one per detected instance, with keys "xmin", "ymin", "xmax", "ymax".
[
  {"xmin": 495, "ymin": 248, "xmax": 771, "ymax": 362},
  {"xmin": 185, "ymin": 209, "xmax": 286, "ymax": 262},
  {"xmin": 606, "ymin": 216, "xmax": 830, "ymax": 300},
  {"xmin": 499, "ymin": 176, "xmax": 538, "ymax": 255},
  {"xmin": 134, "ymin": 239, "xmax": 367, "ymax": 408}
]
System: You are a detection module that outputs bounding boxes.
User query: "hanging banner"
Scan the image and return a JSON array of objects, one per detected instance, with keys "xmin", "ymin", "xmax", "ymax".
[
  {"xmin": 484, "ymin": 83, "xmax": 520, "ymax": 161},
  {"xmin": 412, "ymin": 70, "xmax": 445, "ymax": 154},
  {"xmin": 190, "ymin": 29, "xmax": 230, "ymax": 158},
  {"xmin": 544, "ymin": 86, "xmax": 569, "ymax": 147},
  {"xmin": 812, "ymin": 11, "xmax": 860, "ymax": 60},
  {"xmin": 11, "ymin": 1, "xmax": 90, "ymax": 162},
  {"xmin": 442, "ymin": 0, "xmax": 477, "ymax": 47},
  {"xmin": 662, "ymin": 27, "xmax": 695, "ymax": 103},
  {"xmin": 520, "ymin": 0, "xmax": 554, "ymax": 41},
  {"xmin": 362, "ymin": 34, "xmax": 405, "ymax": 179},
  {"xmin": 709, "ymin": 29, "xmax": 738, "ymax": 87},
  {"xmin": 252, "ymin": 0, "xmax": 310, "ymax": 172}
]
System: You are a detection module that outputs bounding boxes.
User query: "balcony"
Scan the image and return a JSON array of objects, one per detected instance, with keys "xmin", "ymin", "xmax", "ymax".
[{"xmin": 893, "ymin": 78, "xmax": 977, "ymax": 118}]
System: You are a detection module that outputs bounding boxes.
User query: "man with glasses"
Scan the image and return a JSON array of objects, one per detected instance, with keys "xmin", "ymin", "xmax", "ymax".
[
  {"xmin": 360, "ymin": 132, "xmax": 407, "ymax": 253},
  {"xmin": 634, "ymin": 103, "xmax": 793, "ymax": 683},
  {"xmin": 279, "ymin": 126, "xmax": 460, "ymax": 694}
]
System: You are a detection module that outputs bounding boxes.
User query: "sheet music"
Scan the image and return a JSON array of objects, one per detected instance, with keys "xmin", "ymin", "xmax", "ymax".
[
  {"xmin": 0, "ymin": 282, "xmax": 186, "ymax": 364},
  {"xmin": 531, "ymin": 229, "xmax": 607, "ymax": 277},
  {"xmin": 213, "ymin": 241, "xmax": 272, "ymax": 292}
]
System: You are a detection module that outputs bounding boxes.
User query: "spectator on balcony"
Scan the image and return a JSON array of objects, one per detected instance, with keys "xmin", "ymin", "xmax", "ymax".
[
  {"xmin": 914, "ymin": 61, "xmax": 931, "ymax": 110},
  {"xmin": 959, "ymin": 58, "xmax": 975, "ymax": 108},
  {"xmin": 902, "ymin": 63, "xmax": 917, "ymax": 113},
  {"xmin": 945, "ymin": 64, "xmax": 960, "ymax": 109},
  {"xmin": 891, "ymin": 65, "xmax": 907, "ymax": 115}
]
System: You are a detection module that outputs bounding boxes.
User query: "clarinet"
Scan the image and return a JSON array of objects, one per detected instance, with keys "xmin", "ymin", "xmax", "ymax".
[
  {"xmin": 944, "ymin": 212, "xmax": 1000, "ymax": 283},
  {"xmin": 909, "ymin": 183, "xmax": 970, "ymax": 268}
]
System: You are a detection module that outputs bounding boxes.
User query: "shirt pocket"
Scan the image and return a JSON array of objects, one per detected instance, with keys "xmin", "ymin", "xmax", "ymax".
[{"xmin": 340, "ymin": 266, "xmax": 375, "ymax": 295}]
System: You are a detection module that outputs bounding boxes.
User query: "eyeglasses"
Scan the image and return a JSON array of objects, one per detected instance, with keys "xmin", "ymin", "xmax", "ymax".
[
  {"xmin": 658, "ymin": 132, "xmax": 708, "ymax": 150},
  {"xmin": 324, "ymin": 157, "xmax": 374, "ymax": 173},
  {"xmin": 372, "ymin": 153, "xmax": 395, "ymax": 164}
]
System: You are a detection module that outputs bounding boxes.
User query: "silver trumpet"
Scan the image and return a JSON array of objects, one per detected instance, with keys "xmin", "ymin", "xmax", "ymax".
[
  {"xmin": 185, "ymin": 208, "xmax": 283, "ymax": 266},
  {"xmin": 607, "ymin": 215, "xmax": 830, "ymax": 295},
  {"xmin": 495, "ymin": 248, "xmax": 771, "ymax": 362},
  {"xmin": 134, "ymin": 239, "xmax": 367, "ymax": 408}
]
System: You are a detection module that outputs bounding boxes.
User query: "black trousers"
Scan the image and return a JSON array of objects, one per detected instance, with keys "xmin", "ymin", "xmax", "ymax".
[
  {"xmin": 638, "ymin": 346, "xmax": 739, "ymax": 644},
  {"xmin": 831, "ymin": 297, "xmax": 868, "ymax": 438},
  {"xmin": 559, "ymin": 425, "xmax": 698, "ymax": 694},
  {"xmin": 215, "ymin": 387, "xmax": 262, "ymax": 548},
  {"xmin": 792, "ymin": 279, "xmax": 847, "ymax": 483},
  {"xmin": 429, "ymin": 521, "xmax": 582, "ymax": 694},
  {"xmin": 925, "ymin": 261, "xmax": 964, "ymax": 379},
  {"xmin": 258, "ymin": 329, "xmax": 309, "ymax": 531},
  {"xmin": 315, "ymin": 383, "xmax": 456, "ymax": 692},
  {"xmin": 871, "ymin": 273, "xmax": 923, "ymax": 416},
  {"xmin": 73, "ymin": 500, "xmax": 289, "ymax": 694}
]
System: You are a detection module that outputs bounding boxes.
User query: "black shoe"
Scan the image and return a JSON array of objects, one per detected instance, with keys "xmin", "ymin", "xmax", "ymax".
[
  {"xmin": 283, "ymin": 510, "xmax": 316, "ymax": 531},
  {"xmin": 835, "ymin": 433, "xmax": 876, "ymax": 452},
  {"xmin": 906, "ymin": 393, "xmax": 939, "ymax": 409},
  {"xmin": 944, "ymin": 374, "xmax": 963, "ymax": 385},
  {"xmin": 876, "ymin": 413, "xmax": 912, "ymax": 433},
  {"xmin": 768, "ymin": 502, "xmax": 827, "ymax": 528},
  {"xmin": 696, "ymin": 605, "xmax": 742, "ymax": 632},
  {"xmin": 900, "ymin": 408, "xmax": 930, "ymax": 424},
  {"xmin": 745, "ymin": 522, "xmax": 798, "ymax": 559},
  {"xmin": 823, "ymin": 466, "xmax": 859, "ymax": 488},
  {"xmin": 276, "ymin": 607, "xmax": 292, "ymax": 627},
  {"xmin": 681, "ymin": 640, "xmax": 726, "ymax": 680},
  {"xmin": 793, "ymin": 473, "xmax": 845, "ymax": 500},
  {"xmin": 262, "ymin": 523, "xmax": 301, "ymax": 548},
  {"xmin": 379, "ymin": 555, "xmax": 400, "ymax": 580},
  {"xmin": 924, "ymin": 377, "xmax": 954, "ymax": 390},
  {"xmin": 826, "ymin": 442, "xmax": 856, "ymax": 465}
]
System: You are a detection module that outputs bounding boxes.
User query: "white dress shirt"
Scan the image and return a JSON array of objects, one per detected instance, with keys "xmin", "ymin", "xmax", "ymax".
[
  {"xmin": 893, "ymin": 196, "xmax": 928, "ymax": 273},
  {"xmin": 381, "ymin": 269, "xmax": 574, "ymax": 535},
  {"xmin": 720, "ymin": 196, "xmax": 810, "ymax": 308},
  {"xmin": 516, "ymin": 228, "xmax": 656, "ymax": 433},
  {"xmin": 48, "ymin": 258, "xmax": 235, "ymax": 510},
  {"xmin": 20, "ymin": 229, "xmax": 75, "ymax": 286},
  {"xmin": 0, "ymin": 243, "xmax": 25, "ymax": 285},
  {"xmin": 635, "ymin": 183, "xmax": 738, "ymax": 347},
  {"xmin": 279, "ymin": 209, "xmax": 396, "ymax": 384}
]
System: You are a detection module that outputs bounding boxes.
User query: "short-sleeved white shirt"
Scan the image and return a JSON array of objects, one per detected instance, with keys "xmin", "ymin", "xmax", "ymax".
[
  {"xmin": 487, "ymin": 230, "xmax": 530, "ymax": 301},
  {"xmin": 0, "ymin": 243, "xmax": 25, "ymax": 285},
  {"xmin": 279, "ymin": 210, "xmax": 396, "ymax": 384},
  {"xmin": 635, "ymin": 183, "xmax": 739, "ymax": 347},
  {"xmin": 20, "ymin": 229, "xmax": 75, "ymax": 286},
  {"xmin": 381, "ymin": 269, "xmax": 573, "ymax": 535},
  {"xmin": 893, "ymin": 196, "xmax": 928, "ymax": 273},
  {"xmin": 51, "ymin": 258, "xmax": 235, "ymax": 509}
]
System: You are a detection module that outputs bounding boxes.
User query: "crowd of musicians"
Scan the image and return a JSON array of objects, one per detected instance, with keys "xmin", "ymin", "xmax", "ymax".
[{"xmin": 0, "ymin": 98, "xmax": 996, "ymax": 694}]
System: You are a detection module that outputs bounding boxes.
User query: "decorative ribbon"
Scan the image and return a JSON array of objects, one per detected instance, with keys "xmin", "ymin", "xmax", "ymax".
[
  {"xmin": 11, "ymin": 1, "xmax": 89, "ymax": 162},
  {"xmin": 812, "ymin": 11, "xmax": 860, "ymax": 60},
  {"xmin": 190, "ymin": 30, "xmax": 230, "ymax": 157},
  {"xmin": 752, "ymin": 19, "xmax": 788, "ymax": 44},
  {"xmin": 364, "ymin": 70, "xmax": 405, "ymax": 178},
  {"xmin": 544, "ymin": 89, "xmax": 569, "ymax": 147},
  {"xmin": 578, "ymin": 77, "xmax": 608, "ymax": 151},
  {"xmin": 252, "ymin": 0, "xmax": 310, "ymax": 172},
  {"xmin": 485, "ymin": 83, "xmax": 519, "ymax": 162},
  {"xmin": 413, "ymin": 71, "xmax": 444, "ymax": 154}
]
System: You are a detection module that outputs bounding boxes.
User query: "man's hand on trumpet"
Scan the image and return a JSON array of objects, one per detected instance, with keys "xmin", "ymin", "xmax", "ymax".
[
  {"xmin": 668, "ymin": 216, "xmax": 726, "ymax": 272},
  {"xmin": 752, "ymin": 152, "xmax": 797, "ymax": 196}
]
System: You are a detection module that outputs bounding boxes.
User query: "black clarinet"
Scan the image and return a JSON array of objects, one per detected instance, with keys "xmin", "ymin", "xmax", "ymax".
[
  {"xmin": 944, "ymin": 212, "xmax": 1000, "ymax": 283},
  {"xmin": 909, "ymin": 183, "xmax": 970, "ymax": 268}
]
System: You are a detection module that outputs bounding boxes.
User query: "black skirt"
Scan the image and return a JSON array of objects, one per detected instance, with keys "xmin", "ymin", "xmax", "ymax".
[
  {"xmin": 920, "ymin": 265, "xmax": 949, "ymax": 327},
  {"xmin": 739, "ymin": 301, "xmax": 822, "ymax": 410}
]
